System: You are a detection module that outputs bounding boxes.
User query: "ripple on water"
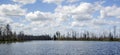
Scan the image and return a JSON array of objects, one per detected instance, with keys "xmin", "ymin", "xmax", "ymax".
[{"xmin": 0, "ymin": 41, "xmax": 120, "ymax": 55}]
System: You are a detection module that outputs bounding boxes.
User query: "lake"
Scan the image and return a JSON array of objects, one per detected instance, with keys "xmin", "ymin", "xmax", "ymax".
[{"xmin": 0, "ymin": 41, "xmax": 120, "ymax": 55}]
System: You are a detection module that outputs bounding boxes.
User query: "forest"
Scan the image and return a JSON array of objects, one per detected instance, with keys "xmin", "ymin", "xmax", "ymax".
[
  {"xmin": 0, "ymin": 24, "xmax": 120, "ymax": 41},
  {"xmin": 0, "ymin": 24, "xmax": 51, "ymax": 41}
]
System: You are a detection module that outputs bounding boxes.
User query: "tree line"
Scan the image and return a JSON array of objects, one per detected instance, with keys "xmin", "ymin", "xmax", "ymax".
[
  {"xmin": 0, "ymin": 24, "xmax": 120, "ymax": 41},
  {"xmin": 53, "ymin": 30, "xmax": 120, "ymax": 41},
  {"xmin": 0, "ymin": 24, "xmax": 51, "ymax": 41}
]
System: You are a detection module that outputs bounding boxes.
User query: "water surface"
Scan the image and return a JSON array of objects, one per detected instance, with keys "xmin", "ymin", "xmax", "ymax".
[{"xmin": 0, "ymin": 41, "xmax": 120, "ymax": 55}]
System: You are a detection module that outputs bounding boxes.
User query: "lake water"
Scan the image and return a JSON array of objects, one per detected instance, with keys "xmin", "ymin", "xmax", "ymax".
[{"xmin": 0, "ymin": 41, "xmax": 120, "ymax": 55}]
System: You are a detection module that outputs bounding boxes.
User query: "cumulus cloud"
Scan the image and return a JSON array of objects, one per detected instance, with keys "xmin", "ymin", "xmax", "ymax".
[
  {"xmin": 42, "ymin": 0, "xmax": 64, "ymax": 5},
  {"xmin": 30, "ymin": 21, "xmax": 50, "ymax": 27},
  {"xmin": 1, "ymin": 0, "xmax": 119, "ymax": 35},
  {"xmin": 54, "ymin": 13, "xmax": 70, "ymax": 22},
  {"xmin": 92, "ymin": 19, "xmax": 109, "ymax": 26},
  {"xmin": 0, "ymin": 4, "xmax": 26, "ymax": 33},
  {"xmin": 66, "ymin": 0, "xmax": 79, "ymax": 3},
  {"xmin": 92, "ymin": 19, "xmax": 120, "ymax": 27},
  {"xmin": 13, "ymin": 0, "xmax": 36, "ymax": 5},
  {"xmin": 11, "ymin": 22, "xmax": 27, "ymax": 33},
  {"xmin": 71, "ymin": 21, "xmax": 88, "ymax": 27},
  {"xmin": 24, "ymin": 2, "xmax": 103, "ymax": 30},
  {"xmin": 72, "ymin": 3, "xmax": 95, "ymax": 14},
  {"xmin": 72, "ymin": 14, "xmax": 92, "ymax": 21},
  {"xmin": 55, "ymin": 5, "xmax": 75, "ymax": 14},
  {"xmin": 24, "ymin": 1, "xmax": 120, "ymax": 34},
  {"xmin": 0, "ymin": 17, "xmax": 13, "ymax": 24},
  {"xmin": 55, "ymin": 2, "xmax": 99, "ymax": 22},
  {"xmin": 25, "ymin": 11, "xmax": 60, "ymax": 29},
  {"xmin": 54, "ymin": 5, "xmax": 75, "ymax": 22},
  {"xmin": 26, "ymin": 11, "xmax": 54, "ymax": 21},
  {"xmin": 100, "ymin": 5, "xmax": 120, "ymax": 19},
  {"xmin": 12, "ymin": 23, "xmax": 24, "ymax": 28},
  {"xmin": 0, "ymin": 4, "xmax": 26, "ymax": 17},
  {"xmin": 71, "ymin": 3, "xmax": 97, "ymax": 21}
]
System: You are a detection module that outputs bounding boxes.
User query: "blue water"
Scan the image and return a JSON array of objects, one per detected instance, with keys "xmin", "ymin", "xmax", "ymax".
[{"xmin": 0, "ymin": 41, "xmax": 120, "ymax": 55}]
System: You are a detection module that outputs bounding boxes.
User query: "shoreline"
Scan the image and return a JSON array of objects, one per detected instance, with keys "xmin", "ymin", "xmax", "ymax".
[{"xmin": 0, "ymin": 39, "xmax": 119, "ymax": 44}]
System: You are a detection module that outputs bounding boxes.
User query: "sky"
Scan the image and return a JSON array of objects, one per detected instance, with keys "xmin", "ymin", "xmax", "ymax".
[{"xmin": 0, "ymin": 0, "xmax": 120, "ymax": 35}]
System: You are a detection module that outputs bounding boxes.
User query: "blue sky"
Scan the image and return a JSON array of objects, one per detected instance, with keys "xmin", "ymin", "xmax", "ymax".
[{"xmin": 0, "ymin": 0, "xmax": 120, "ymax": 35}]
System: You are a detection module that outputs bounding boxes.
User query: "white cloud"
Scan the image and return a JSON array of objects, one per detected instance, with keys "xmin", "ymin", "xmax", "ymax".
[
  {"xmin": 25, "ymin": 11, "xmax": 60, "ymax": 31},
  {"xmin": 0, "ymin": 4, "xmax": 26, "ymax": 17},
  {"xmin": 92, "ymin": 19, "xmax": 109, "ymax": 26},
  {"xmin": 55, "ymin": 5, "xmax": 75, "ymax": 22},
  {"xmin": 2, "ymin": 0, "xmax": 119, "ymax": 35},
  {"xmin": 0, "ymin": 4, "xmax": 26, "ymax": 33},
  {"xmin": 71, "ymin": 3, "xmax": 97, "ymax": 21},
  {"xmin": 70, "ymin": 18, "xmax": 113, "ymax": 29},
  {"xmin": 26, "ymin": 11, "xmax": 54, "ymax": 21},
  {"xmin": 71, "ymin": 21, "xmax": 88, "ymax": 27},
  {"xmin": 91, "ymin": 19, "xmax": 120, "ymax": 27},
  {"xmin": 0, "ymin": 16, "xmax": 13, "ymax": 24},
  {"xmin": 66, "ymin": 0, "xmax": 79, "ymax": 3},
  {"xmin": 100, "ymin": 5, "xmax": 120, "ymax": 19},
  {"xmin": 55, "ymin": 5, "xmax": 75, "ymax": 14},
  {"xmin": 72, "ymin": 3, "xmax": 95, "ymax": 14},
  {"xmin": 72, "ymin": 14, "xmax": 92, "ymax": 21},
  {"xmin": 55, "ymin": 2, "xmax": 101, "ymax": 22},
  {"xmin": 42, "ymin": 0, "xmax": 64, "ymax": 5},
  {"xmin": 12, "ymin": 23, "xmax": 24, "ymax": 28},
  {"xmin": 54, "ymin": 13, "xmax": 70, "ymax": 22},
  {"xmin": 11, "ymin": 22, "xmax": 27, "ymax": 34},
  {"xmin": 13, "ymin": 0, "xmax": 36, "ymax": 4},
  {"xmin": 30, "ymin": 21, "xmax": 50, "ymax": 27},
  {"xmin": 54, "ymin": 2, "xmax": 102, "ymax": 28}
]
